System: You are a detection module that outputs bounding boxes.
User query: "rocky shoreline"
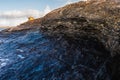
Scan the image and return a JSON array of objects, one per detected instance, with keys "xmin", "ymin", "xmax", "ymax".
[{"xmin": 0, "ymin": 1, "xmax": 120, "ymax": 80}]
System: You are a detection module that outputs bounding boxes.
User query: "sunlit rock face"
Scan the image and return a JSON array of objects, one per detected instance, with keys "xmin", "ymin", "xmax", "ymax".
[
  {"xmin": 0, "ymin": 0, "xmax": 120, "ymax": 80},
  {"xmin": 41, "ymin": 1, "xmax": 120, "ymax": 56},
  {"xmin": 86, "ymin": 0, "xmax": 120, "ymax": 3},
  {"xmin": 87, "ymin": 0, "xmax": 106, "ymax": 1}
]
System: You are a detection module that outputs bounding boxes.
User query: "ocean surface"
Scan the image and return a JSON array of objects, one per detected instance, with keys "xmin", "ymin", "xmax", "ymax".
[
  {"xmin": 0, "ymin": 28, "xmax": 111, "ymax": 80},
  {"xmin": 0, "ymin": 28, "xmax": 5, "ymax": 31}
]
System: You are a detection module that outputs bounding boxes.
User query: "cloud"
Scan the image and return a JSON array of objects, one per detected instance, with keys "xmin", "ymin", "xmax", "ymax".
[
  {"xmin": 65, "ymin": 0, "xmax": 73, "ymax": 4},
  {"xmin": 65, "ymin": 0, "xmax": 85, "ymax": 4},
  {"xmin": 44, "ymin": 5, "xmax": 51, "ymax": 15},
  {"xmin": 0, "ymin": 18, "xmax": 27, "ymax": 27},
  {"xmin": 0, "ymin": 6, "xmax": 51, "ymax": 27},
  {"xmin": 0, "ymin": 10, "xmax": 42, "ymax": 19}
]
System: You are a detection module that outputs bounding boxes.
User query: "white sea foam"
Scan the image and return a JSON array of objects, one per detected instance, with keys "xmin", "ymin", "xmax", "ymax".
[
  {"xmin": 17, "ymin": 55, "xmax": 25, "ymax": 59},
  {"xmin": 0, "ymin": 58, "xmax": 9, "ymax": 68}
]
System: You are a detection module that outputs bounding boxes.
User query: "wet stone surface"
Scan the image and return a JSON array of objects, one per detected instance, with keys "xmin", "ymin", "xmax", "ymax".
[{"xmin": 0, "ymin": 29, "xmax": 113, "ymax": 80}]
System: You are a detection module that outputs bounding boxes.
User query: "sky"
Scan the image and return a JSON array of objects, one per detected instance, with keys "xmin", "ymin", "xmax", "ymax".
[{"xmin": 0, "ymin": 0, "xmax": 83, "ymax": 27}]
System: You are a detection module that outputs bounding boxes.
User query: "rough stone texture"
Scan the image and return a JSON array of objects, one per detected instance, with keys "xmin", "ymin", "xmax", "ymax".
[
  {"xmin": 0, "ymin": 30, "xmax": 111, "ymax": 80},
  {"xmin": 0, "ymin": 0, "xmax": 120, "ymax": 80},
  {"xmin": 41, "ymin": 0, "xmax": 120, "ymax": 56}
]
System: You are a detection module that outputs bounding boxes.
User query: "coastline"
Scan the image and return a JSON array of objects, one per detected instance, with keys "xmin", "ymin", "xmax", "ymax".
[
  {"xmin": 0, "ymin": 27, "xmax": 13, "ymax": 31},
  {"xmin": 0, "ymin": 28, "xmax": 5, "ymax": 31}
]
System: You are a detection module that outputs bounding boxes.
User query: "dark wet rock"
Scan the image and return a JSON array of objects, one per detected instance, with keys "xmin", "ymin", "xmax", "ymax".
[
  {"xmin": 0, "ymin": 30, "xmax": 111, "ymax": 80},
  {"xmin": 0, "ymin": 0, "xmax": 120, "ymax": 80}
]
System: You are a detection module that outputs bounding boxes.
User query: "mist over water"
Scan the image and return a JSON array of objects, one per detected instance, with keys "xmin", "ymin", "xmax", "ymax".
[{"xmin": 0, "ymin": 28, "xmax": 5, "ymax": 31}]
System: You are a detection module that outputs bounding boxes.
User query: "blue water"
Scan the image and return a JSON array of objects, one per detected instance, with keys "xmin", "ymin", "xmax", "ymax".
[
  {"xmin": 0, "ymin": 28, "xmax": 5, "ymax": 31},
  {"xmin": 0, "ymin": 29, "xmax": 110, "ymax": 80}
]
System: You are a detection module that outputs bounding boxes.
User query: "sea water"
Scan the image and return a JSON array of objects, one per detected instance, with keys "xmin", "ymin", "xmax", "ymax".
[{"xmin": 0, "ymin": 28, "xmax": 5, "ymax": 31}]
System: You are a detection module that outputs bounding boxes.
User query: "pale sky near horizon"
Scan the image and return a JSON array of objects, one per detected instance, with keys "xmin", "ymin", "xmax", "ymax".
[{"xmin": 0, "ymin": 0, "xmax": 82, "ymax": 27}]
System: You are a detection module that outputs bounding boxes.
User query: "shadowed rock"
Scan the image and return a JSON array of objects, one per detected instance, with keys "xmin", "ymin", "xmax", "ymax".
[{"xmin": 0, "ymin": 0, "xmax": 120, "ymax": 80}]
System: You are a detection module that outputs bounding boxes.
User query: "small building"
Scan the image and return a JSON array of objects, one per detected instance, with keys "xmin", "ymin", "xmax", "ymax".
[{"xmin": 28, "ymin": 17, "xmax": 34, "ymax": 21}]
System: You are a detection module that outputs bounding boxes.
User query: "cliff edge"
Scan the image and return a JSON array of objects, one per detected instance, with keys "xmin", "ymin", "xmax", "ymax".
[
  {"xmin": 40, "ymin": 0, "xmax": 120, "ymax": 56},
  {"xmin": 1, "ymin": 1, "xmax": 120, "ymax": 80}
]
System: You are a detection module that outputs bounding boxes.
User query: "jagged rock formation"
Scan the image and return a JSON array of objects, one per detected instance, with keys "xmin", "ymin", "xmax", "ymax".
[
  {"xmin": 87, "ymin": 0, "xmax": 120, "ymax": 3},
  {"xmin": 41, "ymin": 0, "xmax": 120, "ymax": 56},
  {"xmin": 40, "ymin": 1, "xmax": 120, "ymax": 79},
  {"xmin": 3, "ymin": 18, "xmax": 41, "ymax": 32},
  {"xmin": 0, "ymin": 0, "xmax": 120, "ymax": 80},
  {"xmin": 87, "ymin": 0, "xmax": 106, "ymax": 2}
]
